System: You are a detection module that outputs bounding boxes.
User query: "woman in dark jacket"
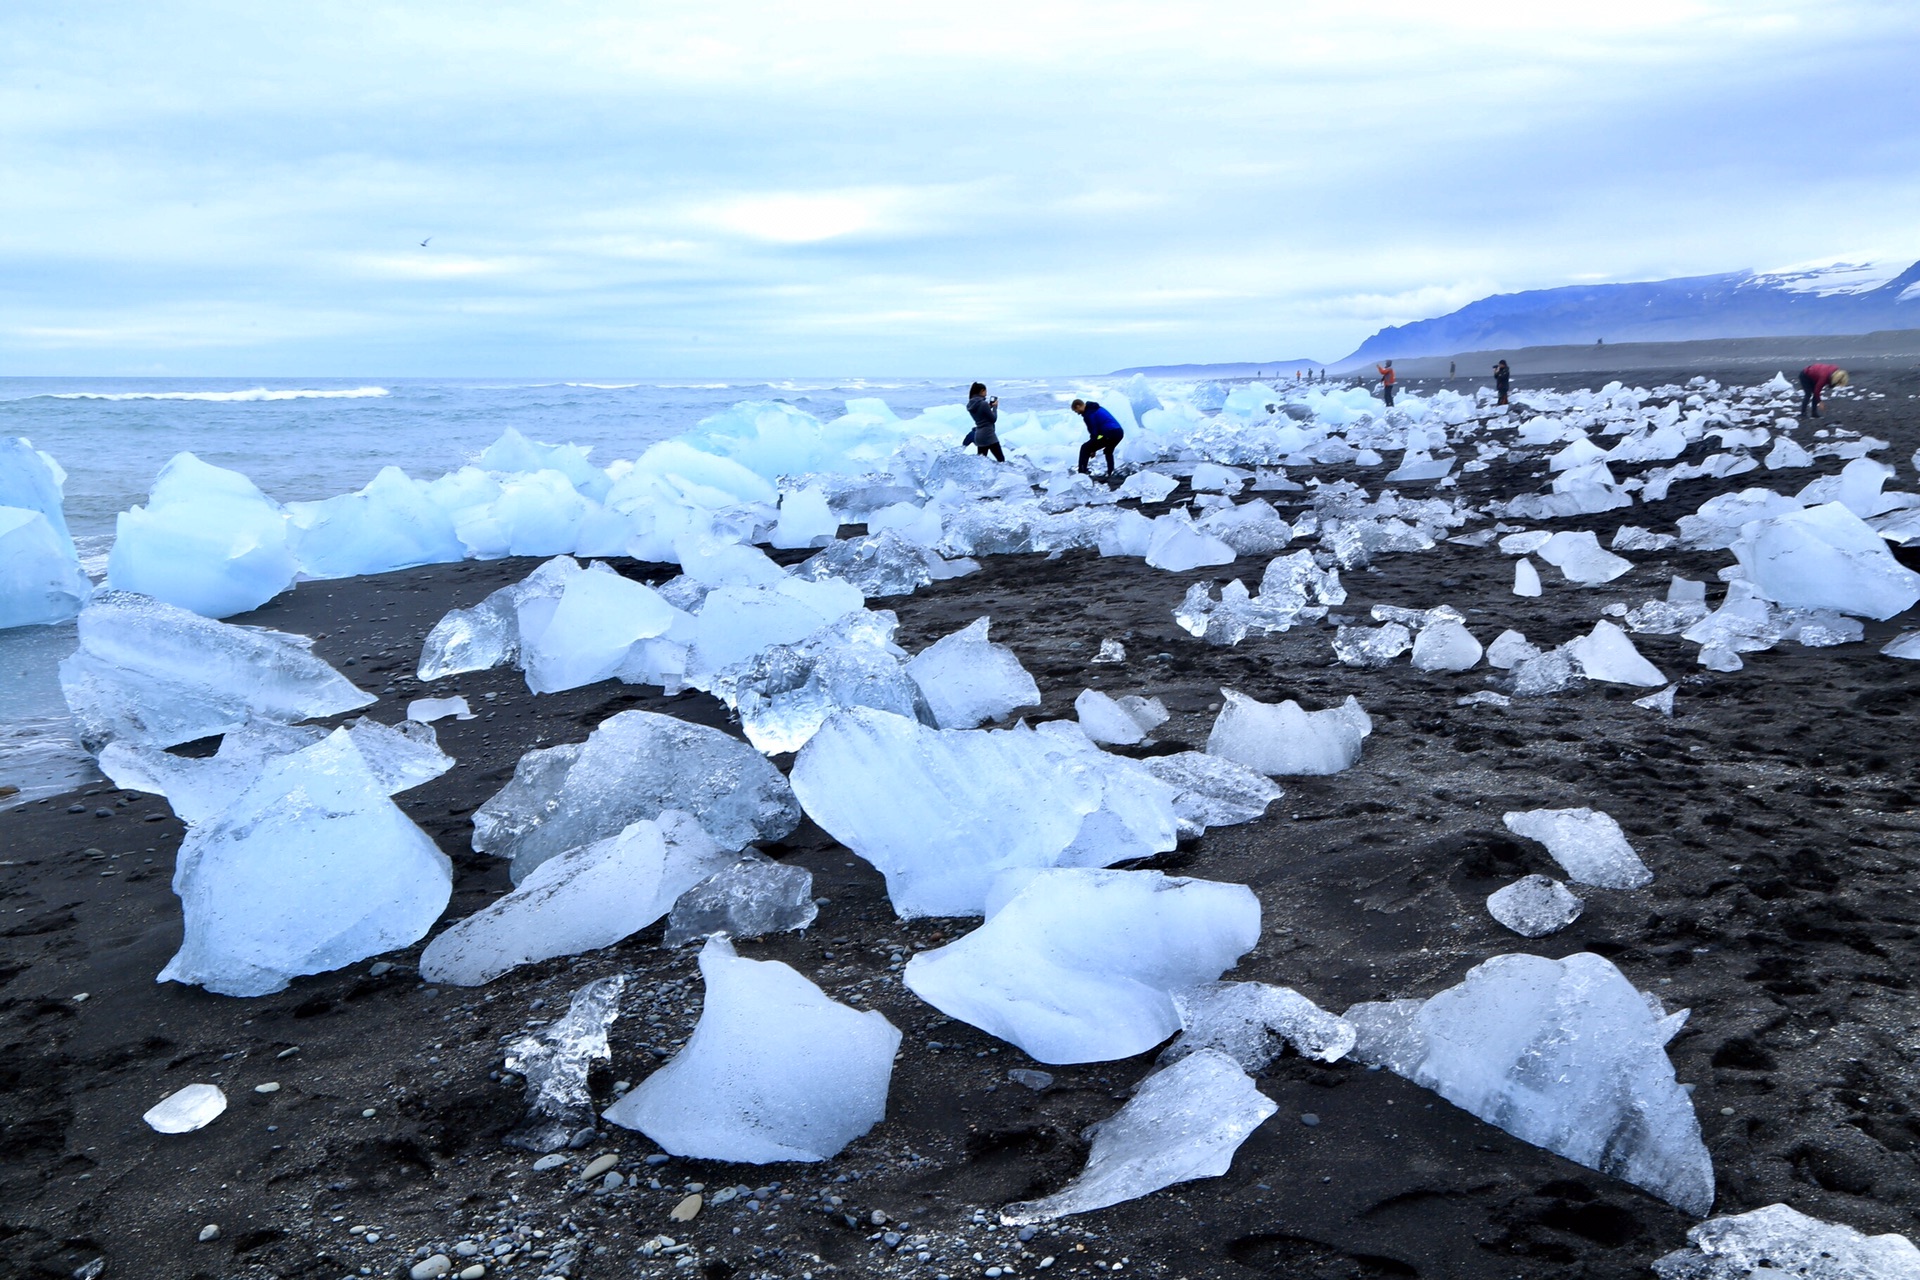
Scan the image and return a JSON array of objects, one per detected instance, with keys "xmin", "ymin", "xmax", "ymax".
[
  {"xmin": 965, "ymin": 382, "xmax": 1005, "ymax": 461},
  {"xmin": 1494, "ymin": 359, "xmax": 1512, "ymax": 406}
]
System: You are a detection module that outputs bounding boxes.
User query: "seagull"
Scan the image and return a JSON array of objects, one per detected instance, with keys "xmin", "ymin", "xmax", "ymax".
[{"xmin": 419, "ymin": 237, "xmax": 431, "ymax": 247}]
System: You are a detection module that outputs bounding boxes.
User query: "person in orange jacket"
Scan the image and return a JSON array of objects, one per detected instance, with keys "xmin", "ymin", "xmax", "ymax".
[
  {"xmin": 1377, "ymin": 360, "xmax": 1397, "ymax": 408},
  {"xmin": 1798, "ymin": 364, "xmax": 1850, "ymax": 418}
]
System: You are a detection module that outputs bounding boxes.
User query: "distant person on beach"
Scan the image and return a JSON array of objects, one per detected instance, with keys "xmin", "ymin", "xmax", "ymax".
[
  {"xmin": 1798, "ymin": 364, "xmax": 1849, "ymax": 418},
  {"xmin": 1071, "ymin": 399, "xmax": 1124, "ymax": 476},
  {"xmin": 1449, "ymin": 360, "xmax": 1456, "ymax": 379},
  {"xmin": 1377, "ymin": 360, "xmax": 1397, "ymax": 407},
  {"xmin": 965, "ymin": 381, "xmax": 1005, "ymax": 461},
  {"xmin": 1494, "ymin": 359, "xmax": 1512, "ymax": 406}
]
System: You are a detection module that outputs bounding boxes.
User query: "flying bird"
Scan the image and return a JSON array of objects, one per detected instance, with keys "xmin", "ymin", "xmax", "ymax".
[{"xmin": 419, "ymin": 237, "xmax": 431, "ymax": 247}]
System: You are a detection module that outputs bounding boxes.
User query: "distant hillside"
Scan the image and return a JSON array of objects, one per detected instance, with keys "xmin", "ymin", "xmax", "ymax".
[
  {"xmin": 1108, "ymin": 359, "xmax": 1323, "ymax": 378},
  {"xmin": 1332, "ymin": 258, "xmax": 1920, "ymax": 370},
  {"xmin": 1374, "ymin": 329, "xmax": 1920, "ymax": 380}
]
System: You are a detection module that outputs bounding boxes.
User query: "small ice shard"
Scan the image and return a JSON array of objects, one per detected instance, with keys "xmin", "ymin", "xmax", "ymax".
[
  {"xmin": 407, "ymin": 695, "xmax": 473, "ymax": 723},
  {"xmin": 1205, "ymin": 688, "xmax": 1370, "ymax": 777},
  {"xmin": 1143, "ymin": 509, "xmax": 1238, "ymax": 571},
  {"xmin": 1411, "ymin": 620, "xmax": 1483, "ymax": 671},
  {"xmin": 1611, "ymin": 525, "xmax": 1678, "ymax": 552},
  {"xmin": 421, "ymin": 812, "xmax": 731, "ymax": 986},
  {"xmin": 1485, "ymin": 629, "xmax": 1540, "ymax": 670},
  {"xmin": 472, "ymin": 710, "xmax": 800, "ymax": 884},
  {"xmin": 1651, "ymin": 1202, "xmax": 1920, "ymax": 1280},
  {"xmin": 905, "ymin": 617, "xmax": 1041, "ymax": 729},
  {"xmin": 1092, "ymin": 638, "xmax": 1126, "ymax": 663},
  {"xmin": 1140, "ymin": 751, "xmax": 1282, "ymax": 837},
  {"xmin": 1458, "ymin": 690, "xmax": 1511, "ymax": 707},
  {"xmin": 1075, "ymin": 689, "xmax": 1168, "ymax": 746},
  {"xmin": 709, "ymin": 608, "xmax": 931, "ymax": 754},
  {"xmin": 1486, "ymin": 875, "xmax": 1584, "ymax": 938},
  {"xmin": 1537, "ymin": 531, "xmax": 1633, "ymax": 585},
  {"xmin": 1731, "ymin": 500, "xmax": 1920, "ymax": 620},
  {"xmin": 1502, "ymin": 807, "xmax": 1652, "ymax": 889},
  {"xmin": 1344, "ymin": 952, "xmax": 1712, "ymax": 1215},
  {"xmin": 519, "ymin": 564, "xmax": 676, "ymax": 694},
  {"xmin": 1162, "ymin": 981, "xmax": 1355, "ymax": 1069},
  {"xmin": 1116, "ymin": 471, "xmax": 1179, "ymax": 503},
  {"xmin": 1498, "ymin": 530, "xmax": 1553, "ymax": 555},
  {"xmin": 603, "ymin": 936, "xmax": 900, "ymax": 1162},
  {"xmin": 158, "ymin": 729, "xmax": 453, "ymax": 997},
  {"xmin": 107, "ymin": 452, "xmax": 297, "ymax": 617},
  {"xmin": 59, "ymin": 591, "xmax": 373, "ymax": 752},
  {"xmin": 1624, "ymin": 599, "xmax": 1709, "ymax": 634},
  {"xmin": 1509, "ymin": 646, "xmax": 1579, "ymax": 696},
  {"xmin": 1332, "ymin": 622, "xmax": 1411, "ymax": 668},
  {"xmin": 1000, "ymin": 1050, "xmax": 1276, "ymax": 1224},
  {"xmin": 1763, "ymin": 435, "xmax": 1815, "ymax": 469},
  {"xmin": 1513, "ymin": 557, "xmax": 1542, "ymax": 597},
  {"xmin": 663, "ymin": 851, "xmax": 817, "ymax": 947},
  {"xmin": 144, "ymin": 1082, "xmax": 228, "ymax": 1134},
  {"xmin": 502, "ymin": 974, "xmax": 626, "ymax": 1153},
  {"xmin": 1566, "ymin": 620, "xmax": 1667, "ymax": 686},
  {"xmin": 1883, "ymin": 631, "xmax": 1920, "ymax": 660},
  {"xmin": 1633, "ymin": 685, "xmax": 1677, "ymax": 716},
  {"xmin": 903, "ymin": 868, "xmax": 1261, "ymax": 1064}
]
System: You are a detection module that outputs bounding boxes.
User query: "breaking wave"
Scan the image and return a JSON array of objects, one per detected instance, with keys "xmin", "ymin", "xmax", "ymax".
[{"xmin": 38, "ymin": 386, "xmax": 391, "ymax": 403}]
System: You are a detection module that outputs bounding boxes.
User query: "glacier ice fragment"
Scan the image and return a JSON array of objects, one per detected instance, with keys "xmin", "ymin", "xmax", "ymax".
[
  {"xmin": 1162, "ymin": 981, "xmax": 1354, "ymax": 1069},
  {"xmin": 1205, "ymin": 689, "xmax": 1370, "ymax": 776},
  {"xmin": 1487, "ymin": 875, "xmax": 1584, "ymax": 938},
  {"xmin": 1731, "ymin": 500, "xmax": 1920, "ymax": 620},
  {"xmin": 1141, "ymin": 751, "xmax": 1282, "ymax": 837},
  {"xmin": 1411, "ymin": 620, "xmax": 1483, "ymax": 671},
  {"xmin": 1513, "ymin": 557, "xmax": 1542, "ymax": 597},
  {"xmin": 663, "ymin": 852, "xmax": 818, "ymax": 947},
  {"xmin": 1566, "ymin": 620, "xmax": 1667, "ymax": 686},
  {"xmin": 1652, "ymin": 1202, "xmax": 1920, "ymax": 1280},
  {"xmin": 502, "ymin": 975, "xmax": 625, "ymax": 1153},
  {"xmin": 144, "ymin": 1083, "xmax": 227, "ymax": 1134},
  {"xmin": 905, "ymin": 617, "xmax": 1040, "ymax": 729},
  {"xmin": 107, "ymin": 453, "xmax": 297, "ymax": 617},
  {"xmin": 1633, "ymin": 685, "xmax": 1677, "ymax": 716},
  {"xmin": 1332, "ymin": 623, "xmax": 1411, "ymax": 668},
  {"xmin": 1075, "ymin": 689, "xmax": 1167, "ymax": 746},
  {"xmin": 0, "ymin": 505, "xmax": 91, "ymax": 629},
  {"xmin": 1503, "ymin": 807, "xmax": 1652, "ymax": 889},
  {"xmin": 1537, "ymin": 531, "xmax": 1632, "ymax": 585},
  {"xmin": 1485, "ymin": 629, "xmax": 1539, "ymax": 670}
]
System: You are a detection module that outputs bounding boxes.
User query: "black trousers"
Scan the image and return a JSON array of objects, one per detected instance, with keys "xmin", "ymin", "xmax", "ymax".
[
  {"xmin": 1799, "ymin": 372, "xmax": 1823, "ymax": 417},
  {"xmin": 1078, "ymin": 433, "xmax": 1121, "ymax": 473},
  {"xmin": 1382, "ymin": 383, "xmax": 1396, "ymax": 407}
]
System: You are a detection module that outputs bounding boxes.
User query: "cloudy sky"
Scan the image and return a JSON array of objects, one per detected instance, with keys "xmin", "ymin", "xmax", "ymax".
[{"xmin": 3, "ymin": 1, "xmax": 1916, "ymax": 376}]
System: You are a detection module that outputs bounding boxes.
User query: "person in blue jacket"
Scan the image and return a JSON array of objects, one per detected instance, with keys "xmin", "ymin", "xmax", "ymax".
[{"xmin": 1071, "ymin": 398, "xmax": 1124, "ymax": 476}]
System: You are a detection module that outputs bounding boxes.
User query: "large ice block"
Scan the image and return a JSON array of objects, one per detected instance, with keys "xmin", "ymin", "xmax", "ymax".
[
  {"xmin": 59, "ymin": 591, "xmax": 373, "ymax": 752},
  {"xmin": 1503, "ymin": 807, "xmax": 1652, "ymax": 889},
  {"xmin": 1140, "ymin": 751, "xmax": 1283, "ymax": 837},
  {"xmin": 686, "ymin": 578, "xmax": 865, "ymax": 677},
  {"xmin": 157, "ymin": 729, "xmax": 453, "ymax": 997},
  {"xmin": 1731, "ymin": 500, "xmax": 1920, "ymax": 620},
  {"xmin": 707, "ymin": 609, "xmax": 932, "ymax": 754},
  {"xmin": 662, "ymin": 852, "xmax": 818, "ymax": 947},
  {"xmin": 107, "ymin": 453, "xmax": 298, "ymax": 617},
  {"xmin": 1652, "ymin": 1203, "xmax": 1920, "ymax": 1279},
  {"xmin": 902, "ymin": 868, "xmax": 1261, "ymax": 1064},
  {"xmin": 416, "ymin": 555, "xmax": 578, "ymax": 680},
  {"xmin": 421, "ymin": 812, "xmax": 731, "ymax": 986},
  {"xmin": 905, "ymin": 617, "xmax": 1040, "ymax": 729},
  {"xmin": 1205, "ymin": 689, "xmax": 1371, "ymax": 776},
  {"xmin": 794, "ymin": 528, "xmax": 977, "ymax": 597},
  {"xmin": 1344, "ymin": 952, "xmax": 1714, "ymax": 1215},
  {"xmin": 472, "ymin": 710, "xmax": 800, "ymax": 883},
  {"xmin": 1161, "ymin": 981, "xmax": 1355, "ymax": 1070},
  {"xmin": 286, "ymin": 466, "xmax": 464, "ymax": 579},
  {"xmin": 0, "ymin": 505, "xmax": 91, "ymax": 629},
  {"xmin": 602, "ymin": 936, "xmax": 900, "ymax": 1162},
  {"xmin": 518, "ymin": 562, "xmax": 675, "ymax": 693},
  {"xmin": 501, "ymin": 975, "xmax": 625, "ymax": 1152},
  {"xmin": 0, "ymin": 437, "xmax": 74, "ymax": 543}
]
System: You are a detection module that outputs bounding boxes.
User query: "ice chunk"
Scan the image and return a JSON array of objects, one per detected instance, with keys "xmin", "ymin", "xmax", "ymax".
[
  {"xmin": 144, "ymin": 1083, "xmax": 227, "ymax": 1134},
  {"xmin": 1566, "ymin": 620, "xmax": 1667, "ymax": 686},
  {"xmin": 902, "ymin": 868, "xmax": 1261, "ymax": 1064},
  {"xmin": 1513, "ymin": 557, "xmax": 1542, "ymax": 597},
  {"xmin": 1634, "ymin": 685, "xmax": 1677, "ymax": 715},
  {"xmin": 1162, "ymin": 982, "xmax": 1354, "ymax": 1069},
  {"xmin": 1503, "ymin": 807, "xmax": 1652, "ymax": 889},
  {"xmin": 107, "ymin": 453, "xmax": 297, "ymax": 617},
  {"xmin": 0, "ymin": 505, "xmax": 91, "ymax": 629},
  {"xmin": 1141, "ymin": 752, "xmax": 1281, "ymax": 837},
  {"xmin": 672, "ymin": 533, "xmax": 788, "ymax": 586},
  {"xmin": 1257, "ymin": 549, "xmax": 1346, "ymax": 610},
  {"xmin": 416, "ymin": 554, "xmax": 578, "ymax": 680},
  {"xmin": 1509, "ymin": 647, "xmax": 1579, "ymax": 696},
  {"xmin": 1074, "ymin": 689, "xmax": 1167, "ymax": 746},
  {"xmin": 770, "ymin": 487, "xmax": 842, "ymax": 549},
  {"xmin": 1487, "ymin": 875, "xmax": 1584, "ymax": 937},
  {"xmin": 1763, "ymin": 436, "xmax": 1814, "ymax": 470},
  {"xmin": 1345, "ymin": 952, "xmax": 1711, "ymax": 1215},
  {"xmin": 1116, "ymin": 471, "xmax": 1179, "ymax": 504},
  {"xmin": 1485, "ymin": 629, "xmax": 1539, "ymax": 669},
  {"xmin": 1536, "ymin": 531, "xmax": 1632, "ymax": 584},
  {"xmin": 1730, "ymin": 500, "xmax": 1920, "ymax": 620},
  {"xmin": 709, "ymin": 608, "xmax": 931, "ymax": 754},
  {"xmin": 519, "ymin": 564, "xmax": 675, "ymax": 694},
  {"xmin": 1092, "ymin": 638, "xmax": 1126, "ymax": 663},
  {"xmin": 501, "ymin": 975, "xmax": 625, "ymax": 1152},
  {"xmin": 1189, "ymin": 462, "xmax": 1246, "ymax": 494},
  {"xmin": 1206, "ymin": 689, "xmax": 1370, "ymax": 776},
  {"xmin": 1332, "ymin": 622, "xmax": 1411, "ymax": 668},
  {"xmin": 1884, "ymin": 631, "xmax": 1920, "ymax": 660},
  {"xmin": 905, "ymin": 617, "xmax": 1040, "ymax": 729},
  {"xmin": 603, "ymin": 936, "xmax": 900, "ymax": 1162},
  {"xmin": 1652, "ymin": 1202, "xmax": 1920, "ymax": 1279},
  {"xmin": 158, "ymin": 729, "xmax": 453, "ymax": 996},
  {"xmin": 1195, "ymin": 499, "xmax": 1293, "ymax": 555},
  {"xmin": 687, "ymin": 578, "xmax": 865, "ymax": 677},
  {"xmin": 1624, "ymin": 599, "xmax": 1708, "ymax": 634},
  {"xmin": 1411, "ymin": 620, "xmax": 1483, "ymax": 671},
  {"xmin": 422, "ymin": 812, "xmax": 730, "ymax": 986},
  {"xmin": 663, "ymin": 851, "xmax": 818, "ymax": 947},
  {"xmin": 1610, "ymin": 525, "xmax": 1677, "ymax": 552},
  {"xmin": 407, "ymin": 695, "xmax": 473, "ymax": 722},
  {"xmin": 286, "ymin": 466, "xmax": 464, "ymax": 579},
  {"xmin": 60, "ymin": 591, "xmax": 373, "ymax": 752},
  {"xmin": 1677, "ymin": 488, "xmax": 1803, "ymax": 550},
  {"xmin": 1498, "ymin": 530, "xmax": 1553, "ymax": 555},
  {"xmin": 1000, "ymin": 1050, "xmax": 1276, "ymax": 1224},
  {"xmin": 1144, "ymin": 509, "xmax": 1238, "ymax": 571},
  {"xmin": 472, "ymin": 710, "xmax": 800, "ymax": 883},
  {"xmin": 794, "ymin": 528, "xmax": 975, "ymax": 597}
]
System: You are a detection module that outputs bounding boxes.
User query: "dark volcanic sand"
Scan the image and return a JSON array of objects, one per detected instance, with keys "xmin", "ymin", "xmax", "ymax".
[{"xmin": 5, "ymin": 369, "xmax": 1920, "ymax": 1280}]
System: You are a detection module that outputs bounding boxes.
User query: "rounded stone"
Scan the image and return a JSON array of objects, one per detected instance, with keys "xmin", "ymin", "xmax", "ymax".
[
  {"xmin": 198, "ymin": 1224, "xmax": 220, "ymax": 1243},
  {"xmin": 670, "ymin": 1194, "xmax": 703, "ymax": 1222},
  {"xmin": 410, "ymin": 1255, "xmax": 452, "ymax": 1280}
]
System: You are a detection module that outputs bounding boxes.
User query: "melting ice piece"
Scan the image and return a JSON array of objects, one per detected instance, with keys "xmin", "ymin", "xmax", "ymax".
[
  {"xmin": 1513, "ymin": 557, "xmax": 1542, "ymax": 597},
  {"xmin": 1093, "ymin": 638, "xmax": 1126, "ymax": 663},
  {"xmin": 1332, "ymin": 623, "xmax": 1411, "ymax": 668},
  {"xmin": 1651, "ymin": 1202, "xmax": 1920, "ymax": 1280},
  {"xmin": 1883, "ymin": 631, "xmax": 1920, "ymax": 660},
  {"xmin": 1498, "ymin": 530, "xmax": 1552, "ymax": 555},
  {"xmin": 1487, "ymin": 875, "xmax": 1584, "ymax": 938},
  {"xmin": 1161, "ymin": 981, "xmax": 1354, "ymax": 1069},
  {"xmin": 1612, "ymin": 525, "xmax": 1678, "ymax": 552},
  {"xmin": 1624, "ymin": 599, "xmax": 1709, "ymax": 634},
  {"xmin": 1116, "ymin": 471, "xmax": 1179, "ymax": 504},
  {"xmin": 1566, "ymin": 620, "xmax": 1667, "ymax": 687},
  {"xmin": 1344, "ymin": 952, "xmax": 1712, "ymax": 1215},
  {"xmin": 1731, "ymin": 500, "xmax": 1920, "ymax": 620},
  {"xmin": 1537, "ymin": 531, "xmax": 1632, "ymax": 584},
  {"xmin": 502, "ymin": 974, "xmax": 626, "ymax": 1153},
  {"xmin": 407, "ymin": 695, "xmax": 473, "ymax": 723},
  {"xmin": 158, "ymin": 729, "xmax": 453, "ymax": 997},
  {"xmin": 1411, "ymin": 621, "xmax": 1483, "ymax": 671},
  {"xmin": 1141, "ymin": 752, "xmax": 1282, "ymax": 837},
  {"xmin": 421, "ymin": 812, "xmax": 730, "ymax": 986},
  {"xmin": 686, "ymin": 578, "xmax": 865, "ymax": 677},
  {"xmin": 417, "ymin": 555, "xmax": 579, "ymax": 680},
  {"xmin": 1484, "ymin": 629, "xmax": 1539, "ymax": 670},
  {"xmin": 0, "ymin": 504, "xmax": 91, "ymax": 629},
  {"xmin": 107, "ymin": 453, "xmax": 297, "ymax": 617},
  {"xmin": 603, "ymin": 936, "xmax": 900, "ymax": 1162},
  {"xmin": 663, "ymin": 852, "xmax": 817, "ymax": 947},
  {"xmin": 144, "ymin": 1083, "xmax": 227, "ymax": 1134},
  {"xmin": 1000, "ymin": 1050, "xmax": 1277, "ymax": 1224},
  {"xmin": 1634, "ymin": 685, "xmax": 1677, "ymax": 716},
  {"xmin": 1503, "ymin": 807, "xmax": 1652, "ymax": 889},
  {"xmin": 1144, "ymin": 509, "xmax": 1238, "ymax": 571},
  {"xmin": 793, "ymin": 528, "xmax": 976, "ymax": 597},
  {"xmin": 59, "ymin": 591, "xmax": 373, "ymax": 752},
  {"xmin": 1206, "ymin": 689, "xmax": 1370, "ymax": 776},
  {"xmin": 1509, "ymin": 647, "xmax": 1579, "ymax": 696},
  {"xmin": 1075, "ymin": 689, "xmax": 1169, "ymax": 746},
  {"xmin": 472, "ymin": 710, "xmax": 800, "ymax": 884},
  {"xmin": 519, "ymin": 564, "xmax": 676, "ymax": 694},
  {"xmin": 905, "ymin": 617, "xmax": 1040, "ymax": 729},
  {"xmin": 286, "ymin": 465, "xmax": 464, "ymax": 579},
  {"xmin": 903, "ymin": 868, "xmax": 1261, "ymax": 1064},
  {"xmin": 770, "ymin": 486, "xmax": 840, "ymax": 549},
  {"xmin": 709, "ymin": 608, "xmax": 931, "ymax": 754},
  {"xmin": 1195, "ymin": 499, "xmax": 1293, "ymax": 555}
]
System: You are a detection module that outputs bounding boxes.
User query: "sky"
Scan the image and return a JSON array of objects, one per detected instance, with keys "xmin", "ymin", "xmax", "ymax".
[{"xmin": 3, "ymin": 0, "xmax": 1917, "ymax": 377}]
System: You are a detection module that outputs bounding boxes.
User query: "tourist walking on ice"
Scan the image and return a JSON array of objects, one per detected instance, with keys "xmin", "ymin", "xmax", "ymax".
[
  {"xmin": 1377, "ymin": 360, "xmax": 1397, "ymax": 407},
  {"xmin": 1071, "ymin": 399, "xmax": 1125, "ymax": 476},
  {"xmin": 1494, "ymin": 359, "xmax": 1512, "ymax": 406},
  {"xmin": 1798, "ymin": 363, "xmax": 1849, "ymax": 418},
  {"xmin": 965, "ymin": 382, "xmax": 1005, "ymax": 461}
]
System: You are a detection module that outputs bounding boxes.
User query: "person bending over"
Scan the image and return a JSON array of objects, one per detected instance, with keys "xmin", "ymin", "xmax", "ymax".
[
  {"xmin": 1798, "ymin": 364, "xmax": 1849, "ymax": 418},
  {"xmin": 1071, "ymin": 399, "xmax": 1124, "ymax": 476},
  {"xmin": 965, "ymin": 381, "xmax": 1005, "ymax": 461}
]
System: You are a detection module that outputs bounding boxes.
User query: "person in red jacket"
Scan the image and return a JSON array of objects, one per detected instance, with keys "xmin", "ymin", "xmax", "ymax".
[
  {"xmin": 1798, "ymin": 364, "xmax": 1850, "ymax": 418},
  {"xmin": 1376, "ymin": 360, "xmax": 1397, "ymax": 408}
]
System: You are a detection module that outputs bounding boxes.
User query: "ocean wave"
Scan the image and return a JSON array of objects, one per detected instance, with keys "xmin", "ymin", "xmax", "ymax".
[{"xmin": 36, "ymin": 386, "xmax": 391, "ymax": 403}]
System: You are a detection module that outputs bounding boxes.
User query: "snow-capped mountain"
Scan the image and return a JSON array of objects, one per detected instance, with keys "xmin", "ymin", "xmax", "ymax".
[{"xmin": 1335, "ymin": 258, "xmax": 1920, "ymax": 368}]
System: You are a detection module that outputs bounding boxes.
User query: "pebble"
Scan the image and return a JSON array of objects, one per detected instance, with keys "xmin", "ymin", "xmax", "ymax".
[
  {"xmin": 579, "ymin": 1153, "xmax": 619, "ymax": 1181},
  {"xmin": 68, "ymin": 804, "xmax": 84, "ymax": 813},
  {"xmin": 602, "ymin": 1172, "xmax": 624, "ymax": 1190},
  {"xmin": 1018, "ymin": 1227, "xmax": 1036, "ymax": 1242},
  {"xmin": 361, "ymin": 1108, "xmax": 377, "ymax": 1118},
  {"xmin": 1008, "ymin": 1069, "xmax": 1053, "ymax": 1091},
  {"xmin": 275, "ymin": 1046, "xmax": 299, "ymax": 1059},
  {"xmin": 410, "ymin": 1255, "xmax": 452, "ymax": 1280},
  {"xmin": 458, "ymin": 1268, "xmax": 486, "ymax": 1280},
  {"xmin": 198, "ymin": 1224, "xmax": 220, "ymax": 1243},
  {"xmin": 644, "ymin": 1153, "xmax": 671, "ymax": 1166},
  {"xmin": 531, "ymin": 1155, "xmax": 567, "ymax": 1172},
  {"xmin": 370, "ymin": 961, "xmax": 394, "ymax": 976},
  {"xmin": 870, "ymin": 1210, "xmax": 888, "ymax": 1226},
  {"xmin": 1720, "ymin": 1107, "xmax": 1736, "ymax": 1116},
  {"xmin": 1300, "ymin": 1113, "xmax": 1320, "ymax": 1127},
  {"xmin": 95, "ymin": 808, "xmax": 112, "ymax": 818},
  {"xmin": 454, "ymin": 1241, "xmax": 480, "ymax": 1257},
  {"xmin": 670, "ymin": 1194, "xmax": 703, "ymax": 1222},
  {"xmin": 254, "ymin": 1082, "xmax": 281, "ymax": 1094}
]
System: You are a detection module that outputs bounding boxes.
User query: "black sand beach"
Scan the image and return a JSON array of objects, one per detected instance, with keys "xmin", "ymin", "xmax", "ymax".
[{"xmin": 5, "ymin": 367, "xmax": 1920, "ymax": 1280}]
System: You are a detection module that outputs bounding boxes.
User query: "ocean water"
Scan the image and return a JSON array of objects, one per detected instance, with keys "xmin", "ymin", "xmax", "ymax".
[{"xmin": 0, "ymin": 374, "xmax": 1089, "ymax": 804}]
